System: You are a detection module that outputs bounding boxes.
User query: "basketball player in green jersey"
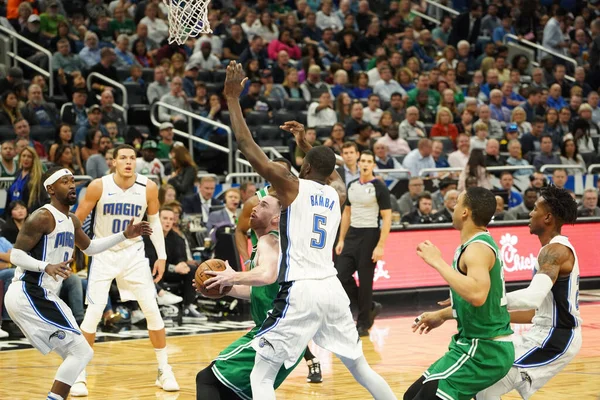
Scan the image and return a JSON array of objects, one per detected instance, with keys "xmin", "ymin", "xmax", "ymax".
[
  {"xmin": 195, "ymin": 194, "xmax": 303, "ymax": 400},
  {"xmin": 407, "ymin": 187, "xmax": 514, "ymax": 400}
]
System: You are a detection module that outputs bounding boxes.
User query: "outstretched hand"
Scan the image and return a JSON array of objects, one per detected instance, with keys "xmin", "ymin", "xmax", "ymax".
[
  {"xmin": 123, "ymin": 218, "xmax": 153, "ymax": 239},
  {"xmin": 223, "ymin": 61, "xmax": 248, "ymax": 100},
  {"xmin": 280, "ymin": 121, "xmax": 306, "ymax": 140}
]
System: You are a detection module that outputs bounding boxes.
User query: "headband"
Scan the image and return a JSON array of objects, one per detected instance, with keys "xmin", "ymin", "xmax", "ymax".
[{"xmin": 44, "ymin": 169, "xmax": 73, "ymax": 191}]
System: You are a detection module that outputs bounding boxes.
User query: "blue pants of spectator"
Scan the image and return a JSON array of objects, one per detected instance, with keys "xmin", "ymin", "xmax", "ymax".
[
  {"xmin": 60, "ymin": 274, "xmax": 84, "ymax": 323},
  {"xmin": 0, "ymin": 268, "xmax": 15, "ymax": 321}
]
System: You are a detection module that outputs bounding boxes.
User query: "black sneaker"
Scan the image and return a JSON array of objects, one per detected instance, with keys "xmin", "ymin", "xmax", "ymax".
[
  {"xmin": 306, "ymin": 358, "xmax": 323, "ymax": 383},
  {"xmin": 357, "ymin": 326, "xmax": 370, "ymax": 337},
  {"xmin": 368, "ymin": 302, "xmax": 383, "ymax": 329}
]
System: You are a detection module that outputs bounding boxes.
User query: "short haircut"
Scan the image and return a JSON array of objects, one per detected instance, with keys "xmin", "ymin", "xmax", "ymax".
[
  {"xmin": 500, "ymin": 170, "xmax": 513, "ymax": 179},
  {"xmin": 342, "ymin": 142, "xmax": 358, "ymax": 152},
  {"xmin": 240, "ymin": 181, "xmax": 256, "ymax": 192},
  {"xmin": 198, "ymin": 175, "xmax": 217, "ymax": 184},
  {"xmin": 304, "ymin": 146, "xmax": 336, "ymax": 179},
  {"xmin": 390, "ymin": 92, "xmax": 403, "ymax": 99},
  {"xmin": 552, "ymin": 168, "xmax": 567, "ymax": 176},
  {"xmin": 359, "ymin": 149, "xmax": 374, "ymax": 160},
  {"xmin": 463, "ymin": 187, "xmax": 497, "ymax": 227},
  {"xmin": 223, "ymin": 187, "xmax": 241, "ymax": 197},
  {"xmin": 474, "ymin": 121, "xmax": 488, "ymax": 131},
  {"xmin": 418, "ymin": 191, "xmax": 432, "ymax": 205},
  {"xmin": 528, "ymin": 87, "xmax": 541, "ymax": 97},
  {"xmin": 113, "ymin": 144, "xmax": 136, "ymax": 158},
  {"xmin": 533, "ymin": 116, "xmax": 546, "ymax": 125},
  {"xmin": 540, "ymin": 134, "xmax": 553, "ymax": 143},
  {"xmin": 540, "ymin": 185, "xmax": 577, "ymax": 224},
  {"xmin": 272, "ymin": 157, "xmax": 292, "ymax": 171},
  {"xmin": 524, "ymin": 188, "xmax": 538, "ymax": 196}
]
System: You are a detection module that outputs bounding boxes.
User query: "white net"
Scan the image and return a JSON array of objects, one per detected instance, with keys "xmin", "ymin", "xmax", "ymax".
[{"xmin": 164, "ymin": 0, "xmax": 213, "ymax": 45}]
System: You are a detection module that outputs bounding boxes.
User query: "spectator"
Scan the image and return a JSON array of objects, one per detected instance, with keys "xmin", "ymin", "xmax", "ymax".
[
  {"xmin": 240, "ymin": 78, "xmax": 271, "ymax": 115},
  {"xmin": 129, "ymin": 23, "xmax": 160, "ymax": 57},
  {"xmin": 401, "ymin": 192, "xmax": 434, "ymax": 224},
  {"xmin": 577, "ymin": 189, "xmax": 600, "ymax": 217},
  {"xmin": 489, "ymin": 89, "xmax": 511, "ymax": 123},
  {"xmin": 430, "ymin": 107, "xmax": 459, "ymax": 143},
  {"xmin": 89, "ymin": 48, "xmax": 119, "ymax": 95},
  {"xmin": 114, "ymin": 34, "xmax": 140, "ymax": 68},
  {"xmin": 99, "ymin": 89, "xmax": 126, "ymax": 132},
  {"xmin": 0, "ymin": 67, "xmax": 24, "ymax": 95},
  {"xmin": 156, "ymin": 122, "xmax": 183, "ymax": 159},
  {"xmin": 316, "ymin": 0, "xmax": 343, "ymax": 32},
  {"xmin": 505, "ymin": 139, "xmax": 531, "ymax": 176},
  {"xmin": 132, "ymin": 38, "xmax": 154, "ymax": 68},
  {"xmin": 140, "ymin": 3, "xmax": 168, "ymax": 45},
  {"xmin": 302, "ymin": 11, "xmax": 322, "ymax": 45},
  {"xmin": 373, "ymin": 67, "xmax": 406, "ymax": 102},
  {"xmin": 85, "ymin": 135, "xmax": 113, "ymax": 178},
  {"xmin": 79, "ymin": 32, "xmax": 102, "ymax": 68},
  {"xmin": 281, "ymin": 68, "xmax": 302, "ymax": 99},
  {"xmin": 52, "ymin": 144, "xmax": 82, "ymax": 174},
  {"xmin": 501, "ymin": 81, "xmax": 525, "ymax": 110},
  {"xmin": 352, "ymin": 72, "xmax": 373, "ymax": 100},
  {"xmin": 504, "ymin": 188, "xmax": 538, "ymax": 220},
  {"xmin": 457, "ymin": 149, "xmax": 492, "ymax": 191},
  {"xmin": 49, "ymin": 124, "xmax": 84, "ymax": 173},
  {"xmin": 13, "ymin": 118, "xmax": 46, "ymax": 159},
  {"xmin": 0, "ymin": 90, "xmax": 23, "ymax": 126},
  {"xmin": 238, "ymin": 182, "xmax": 258, "ymax": 206},
  {"xmin": 448, "ymin": 133, "xmax": 470, "ymax": 168},
  {"xmin": 147, "ymin": 66, "xmax": 170, "ymax": 104},
  {"xmin": 431, "ymin": 139, "xmax": 449, "ymax": 168},
  {"xmin": 470, "ymin": 122, "xmax": 489, "ymax": 152},
  {"xmin": 578, "ymin": 104, "xmax": 600, "ymax": 137},
  {"xmin": 207, "ymin": 188, "xmax": 241, "ymax": 230},
  {"xmin": 267, "ymin": 30, "xmax": 301, "ymax": 61},
  {"xmin": 271, "ymin": 50, "xmax": 293, "ymax": 85},
  {"xmin": 498, "ymin": 171, "xmax": 523, "ymax": 209},
  {"xmin": 511, "ymin": 107, "xmax": 532, "ymax": 137},
  {"xmin": 168, "ymin": 145, "xmax": 197, "ymax": 197},
  {"xmin": 81, "ymin": 129, "xmax": 102, "ymax": 164},
  {"xmin": 181, "ymin": 63, "xmax": 200, "ymax": 99},
  {"xmin": 559, "ymin": 138, "xmax": 586, "ymax": 175},
  {"xmin": 253, "ymin": 11, "xmax": 279, "ymax": 42},
  {"xmin": 39, "ymin": 0, "xmax": 66, "ymax": 38},
  {"xmin": 480, "ymin": 3, "xmax": 501, "ymax": 36},
  {"xmin": 550, "ymin": 168, "xmax": 568, "ymax": 189},
  {"xmin": 402, "ymin": 138, "xmax": 435, "ymax": 178},
  {"xmin": 323, "ymin": 123, "xmax": 346, "ymax": 155},
  {"xmin": 522, "ymin": 87, "xmax": 544, "ymax": 123},
  {"xmin": 239, "ymin": 36, "xmax": 269, "ymax": 70},
  {"xmin": 181, "ymin": 175, "xmax": 222, "ymax": 222},
  {"xmin": 477, "ymin": 104, "xmax": 503, "ymax": 139},
  {"xmin": 432, "ymin": 15, "xmax": 452, "ymax": 48},
  {"xmin": 362, "ymin": 94, "xmax": 383, "ymax": 126},
  {"xmin": 189, "ymin": 42, "xmax": 221, "ymax": 70},
  {"xmin": 301, "ymin": 65, "xmax": 332, "ymax": 103},
  {"xmin": 407, "ymin": 73, "xmax": 440, "ymax": 109},
  {"xmin": 547, "ymin": 83, "xmax": 568, "ymax": 110},
  {"xmin": 397, "ymin": 176, "xmax": 425, "ymax": 215},
  {"xmin": 0, "ymin": 140, "xmax": 18, "ymax": 178},
  {"xmin": 354, "ymin": 124, "xmax": 374, "ymax": 152},
  {"xmin": 493, "ymin": 15, "xmax": 515, "ymax": 46},
  {"xmin": 533, "ymin": 135, "xmax": 561, "ymax": 171},
  {"xmin": 398, "ymin": 106, "xmax": 426, "ymax": 138},
  {"xmin": 571, "ymin": 118, "xmax": 596, "ymax": 154},
  {"xmin": 52, "ymin": 39, "xmax": 85, "ymax": 74},
  {"xmin": 335, "ymin": 142, "xmax": 360, "ymax": 186},
  {"xmin": 542, "ymin": 8, "xmax": 568, "ymax": 57},
  {"xmin": 158, "ymin": 77, "xmax": 190, "ymax": 129},
  {"xmin": 110, "ymin": 5, "xmax": 136, "ymax": 37},
  {"xmin": 414, "ymin": 90, "xmax": 435, "ymax": 124},
  {"xmin": 448, "ymin": 2, "xmax": 482, "ymax": 46},
  {"xmin": 431, "ymin": 189, "xmax": 459, "ymax": 223},
  {"xmin": 0, "ymin": 200, "xmax": 27, "ymax": 243},
  {"xmin": 307, "ymin": 92, "xmax": 337, "ymax": 128},
  {"xmin": 521, "ymin": 116, "xmax": 546, "ymax": 157},
  {"xmin": 6, "ymin": 146, "xmax": 47, "ymax": 212},
  {"xmin": 49, "ymin": 21, "xmax": 76, "ymax": 53},
  {"xmin": 483, "ymin": 138, "xmax": 504, "ymax": 170},
  {"xmin": 75, "ymin": 105, "xmax": 106, "ymax": 146},
  {"xmin": 135, "ymin": 140, "xmax": 165, "ymax": 178},
  {"xmin": 19, "ymin": 14, "xmax": 50, "ymax": 69},
  {"xmin": 386, "ymin": 92, "xmax": 406, "ymax": 124},
  {"xmin": 587, "ymin": 92, "xmax": 600, "ymax": 124},
  {"xmin": 377, "ymin": 111, "xmax": 398, "ymax": 137},
  {"xmin": 373, "ymin": 141, "xmax": 402, "ymax": 169}
]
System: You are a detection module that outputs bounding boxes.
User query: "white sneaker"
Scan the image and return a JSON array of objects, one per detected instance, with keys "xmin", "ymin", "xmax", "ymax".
[
  {"xmin": 70, "ymin": 370, "xmax": 88, "ymax": 397},
  {"xmin": 157, "ymin": 291, "xmax": 183, "ymax": 306},
  {"xmin": 131, "ymin": 310, "xmax": 146, "ymax": 324},
  {"xmin": 156, "ymin": 365, "xmax": 180, "ymax": 392},
  {"xmin": 182, "ymin": 304, "xmax": 208, "ymax": 324},
  {"xmin": 0, "ymin": 328, "xmax": 8, "ymax": 339}
]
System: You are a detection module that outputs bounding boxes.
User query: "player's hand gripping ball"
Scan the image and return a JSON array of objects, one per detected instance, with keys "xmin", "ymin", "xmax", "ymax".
[{"xmin": 194, "ymin": 259, "xmax": 233, "ymax": 299}]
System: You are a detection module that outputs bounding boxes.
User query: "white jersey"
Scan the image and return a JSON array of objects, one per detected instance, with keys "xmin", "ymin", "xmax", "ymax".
[
  {"xmin": 93, "ymin": 174, "xmax": 148, "ymax": 251},
  {"xmin": 532, "ymin": 235, "xmax": 582, "ymax": 329},
  {"xmin": 13, "ymin": 204, "xmax": 75, "ymax": 294},
  {"xmin": 278, "ymin": 179, "xmax": 341, "ymax": 282}
]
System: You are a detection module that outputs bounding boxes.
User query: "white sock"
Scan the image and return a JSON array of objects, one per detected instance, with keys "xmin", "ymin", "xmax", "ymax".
[
  {"xmin": 155, "ymin": 347, "xmax": 169, "ymax": 369},
  {"xmin": 47, "ymin": 393, "xmax": 64, "ymax": 400},
  {"xmin": 339, "ymin": 355, "xmax": 396, "ymax": 400}
]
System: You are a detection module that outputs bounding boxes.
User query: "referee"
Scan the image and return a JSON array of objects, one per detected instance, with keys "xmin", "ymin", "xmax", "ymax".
[{"xmin": 335, "ymin": 150, "xmax": 392, "ymax": 337}]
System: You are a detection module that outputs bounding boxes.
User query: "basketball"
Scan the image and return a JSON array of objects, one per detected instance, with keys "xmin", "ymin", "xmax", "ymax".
[{"xmin": 195, "ymin": 259, "xmax": 232, "ymax": 299}]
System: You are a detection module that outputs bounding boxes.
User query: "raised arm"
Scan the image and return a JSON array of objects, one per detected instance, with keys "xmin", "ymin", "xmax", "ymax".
[
  {"xmin": 235, "ymin": 195, "xmax": 258, "ymax": 264},
  {"xmin": 223, "ymin": 61, "xmax": 298, "ymax": 208}
]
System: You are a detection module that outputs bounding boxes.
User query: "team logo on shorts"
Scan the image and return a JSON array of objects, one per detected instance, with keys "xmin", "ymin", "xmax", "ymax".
[
  {"xmin": 258, "ymin": 337, "xmax": 273, "ymax": 350},
  {"xmin": 49, "ymin": 330, "xmax": 66, "ymax": 341}
]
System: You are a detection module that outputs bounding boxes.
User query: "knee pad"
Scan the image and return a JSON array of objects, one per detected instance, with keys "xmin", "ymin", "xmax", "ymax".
[
  {"xmin": 54, "ymin": 339, "xmax": 94, "ymax": 386},
  {"xmin": 80, "ymin": 303, "xmax": 105, "ymax": 333},
  {"xmin": 138, "ymin": 297, "xmax": 164, "ymax": 331}
]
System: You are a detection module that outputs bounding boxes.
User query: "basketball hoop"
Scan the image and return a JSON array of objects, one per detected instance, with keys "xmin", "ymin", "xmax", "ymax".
[{"xmin": 164, "ymin": 0, "xmax": 213, "ymax": 45}]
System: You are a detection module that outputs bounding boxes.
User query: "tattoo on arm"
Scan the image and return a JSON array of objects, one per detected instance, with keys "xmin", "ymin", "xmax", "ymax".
[{"xmin": 537, "ymin": 244, "xmax": 566, "ymax": 283}]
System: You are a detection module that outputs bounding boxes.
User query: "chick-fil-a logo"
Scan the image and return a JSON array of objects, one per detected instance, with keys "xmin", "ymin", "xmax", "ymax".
[
  {"xmin": 353, "ymin": 260, "xmax": 391, "ymax": 285},
  {"xmin": 499, "ymin": 233, "xmax": 536, "ymax": 273}
]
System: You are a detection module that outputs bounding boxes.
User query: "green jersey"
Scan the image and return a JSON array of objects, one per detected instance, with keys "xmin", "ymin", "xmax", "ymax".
[
  {"xmin": 450, "ymin": 232, "xmax": 512, "ymax": 339},
  {"xmin": 249, "ymin": 230, "xmax": 280, "ymax": 327}
]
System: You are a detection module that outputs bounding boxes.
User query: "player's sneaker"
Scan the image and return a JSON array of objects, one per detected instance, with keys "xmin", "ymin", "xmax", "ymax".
[
  {"xmin": 157, "ymin": 291, "xmax": 183, "ymax": 306},
  {"xmin": 306, "ymin": 358, "xmax": 322, "ymax": 383},
  {"xmin": 182, "ymin": 304, "xmax": 208, "ymax": 323},
  {"xmin": 0, "ymin": 327, "xmax": 8, "ymax": 339},
  {"xmin": 368, "ymin": 302, "xmax": 383, "ymax": 329},
  {"xmin": 70, "ymin": 370, "xmax": 88, "ymax": 397},
  {"xmin": 156, "ymin": 365, "xmax": 180, "ymax": 391},
  {"xmin": 131, "ymin": 310, "xmax": 146, "ymax": 324},
  {"xmin": 357, "ymin": 326, "xmax": 370, "ymax": 337}
]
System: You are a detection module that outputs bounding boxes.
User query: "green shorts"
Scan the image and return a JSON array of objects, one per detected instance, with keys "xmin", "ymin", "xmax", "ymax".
[
  {"xmin": 423, "ymin": 334, "xmax": 514, "ymax": 400},
  {"xmin": 212, "ymin": 327, "xmax": 303, "ymax": 400}
]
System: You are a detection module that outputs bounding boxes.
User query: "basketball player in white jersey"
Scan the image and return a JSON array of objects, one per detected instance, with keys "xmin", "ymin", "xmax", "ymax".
[
  {"xmin": 5, "ymin": 166, "xmax": 151, "ymax": 400},
  {"xmin": 72, "ymin": 144, "xmax": 179, "ymax": 396},
  {"xmin": 224, "ymin": 61, "xmax": 396, "ymax": 400},
  {"xmin": 475, "ymin": 185, "xmax": 581, "ymax": 399}
]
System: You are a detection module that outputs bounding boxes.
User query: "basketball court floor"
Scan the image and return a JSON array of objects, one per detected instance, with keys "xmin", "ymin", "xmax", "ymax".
[{"xmin": 1, "ymin": 300, "xmax": 599, "ymax": 399}]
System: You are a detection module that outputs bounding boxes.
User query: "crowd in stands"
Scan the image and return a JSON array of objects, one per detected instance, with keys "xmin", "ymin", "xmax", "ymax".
[{"xmin": 2, "ymin": 0, "xmax": 600, "ymax": 334}]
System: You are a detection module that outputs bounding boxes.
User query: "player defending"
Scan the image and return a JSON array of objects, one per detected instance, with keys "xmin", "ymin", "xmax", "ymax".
[
  {"xmin": 408, "ymin": 187, "xmax": 514, "ymax": 400},
  {"xmin": 477, "ymin": 185, "xmax": 581, "ymax": 399},
  {"xmin": 71, "ymin": 144, "xmax": 179, "ymax": 396},
  {"xmin": 195, "ymin": 194, "xmax": 304, "ymax": 399},
  {"xmin": 5, "ymin": 167, "xmax": 151, "ymax": 400},
  {"xmin": 224, "ymin": 61, "xmax": 396, "ymax": 400}
]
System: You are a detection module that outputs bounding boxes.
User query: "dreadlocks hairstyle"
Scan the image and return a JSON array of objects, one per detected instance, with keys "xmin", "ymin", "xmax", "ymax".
[{"xmin": 540, "ymin": 185, "xmax": 578, "ymax": 225}]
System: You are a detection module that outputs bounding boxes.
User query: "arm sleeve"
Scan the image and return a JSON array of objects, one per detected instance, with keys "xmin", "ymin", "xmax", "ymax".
[
  {"xmin": 82, "ymin": 232, "xmax": 126, "ymax": 256},
  {"xmin": 148, "ymin": 213, "xmax": 167, "ymax": 260},
  {"xmin": 506, "ymin": 273, "xmax": 554, "ymax": 310},
  {"xmin": 10, "ymin": 248, "xmax": 48, "ymax": 272},
  {"xmin": 375, "ymin": 181, "xmax": 391, "ymax": 210}
]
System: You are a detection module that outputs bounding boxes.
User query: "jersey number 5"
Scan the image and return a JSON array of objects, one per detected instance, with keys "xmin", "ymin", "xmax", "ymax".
[{"xmin": 310, "ymin": 215, "xmax": 327, "ymax": 249}]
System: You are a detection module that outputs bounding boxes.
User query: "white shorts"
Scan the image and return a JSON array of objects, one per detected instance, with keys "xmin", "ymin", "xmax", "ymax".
[
  {"xmin": 5, "ymin": 281, "xmax": 84, "ymax": 355},
  {"xmin": 86, "ymin": 242, "xmax": 156, "ymax": 304},
  {"xmin": 252, "ymin": 276, "xmax": 363, "ymax": 369},
  {"xmin": 479, "ymin": 325, "xmax": 582, "ymax": 399}
]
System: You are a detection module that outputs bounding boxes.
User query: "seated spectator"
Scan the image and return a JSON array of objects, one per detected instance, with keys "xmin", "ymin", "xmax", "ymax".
[
  {"xmin": 512, "ymin": 107, "xmax": 532, "ymax": 136},
  {"xmin": 398, "ymin": 106, "xmax": 426, "ymax": 138},
  {"xmin": 497, "ymin": 171, "xmax": 523, "ymax": 208},
  {"xmin": 147, "ymin": 66, "xmax": 170, "ymax": 104},
  {"xmin": 316, "ymin": 0, "xmax": 343, "ymax": 32},
  {"xmin": 49, "ymin": 21, "xmax": 76, "ymax": 53},
  {"xmin": 484, "ymin": 138, "xmax": 505, "ymax": 171},
  {"xmin": 79, "ymin": 31, "xmax": 102, "ymax": 68},
  {"xmin": 0, "ymin": 140, "xmax": 18, "ymax": 178},
  {"xmin": 378, "ymin": 111, "xmax": 398, "ymax": 137},
  {"xmin": 281, "ymin": 68, "xmax": 303, "ymax": 99},
  {"xmin": 181, "ymin": 175, "xmax": 222, "ymax": 223},
  {"xmin": 253, "ymin": 11, "xmax": 279, "ymax": 43},
  {"xmin": 159, "ymin": 184, "xmax": 178, "ymax": 207},
  {"xmin": 456, "ymin": 109, "xmax": 475, "ymax": 136},
  {"xmin": 49, "ymin": 124, "xmax": 83, "ymax": 173},
  {"xmin": 401, "ymin": 192, "xmax": 434, "ymax": 224},
  {"xmin": 52, "ymin": 144, "xmax": 83, "ymax": 174},
  {"xmin": 156, "ymin": 122, "xmax": 184, "ymax": 159},
  {"xmin": 469, "ymin": 122, "xmax": 488, "ymax": 152},
  {"xmin": 499, "ymin": 122, "xmax": 519, "ymax": 152},
  {"xmin": 307, "ymin": 92, "xmax": 337, "ymax": 128},
  {"xmin": 397, "ymin": 176, "xmax": 425, "ymax": 216},
  {"xmin": 81, "ymin": 129, "xmax": 102, "ymax": 164},
  {"xmin": 85, "ymin": 135, "xmax": 113, "ymax": 178},
  {"xmin": 448, "ymin": 133, "xmax": 471, "ymax": 168},
  {"xmin": 1, "ymin": 200, "xmax": 27, "ymax": 243},
  {"xmin": 158, "ymin": 77, "xmax": 190, "ymax": 130},
  {"xmin": 0, "ymin": 90, "xmax": 23, "ymax": 126},
  {"xmin": 129, "ymin": 23, "xmax": 160, "ymax": 59},
  {"xmin": 268, "ymin": 30, "xmax": 301, "ymax": 61},
  {"xmin": 140, "ymin": 3, "xmax": 169, "ymax": 45},
  {"xmin": 489, "ymin": 89, "xmax": 511, "ymax": 123},
  {"xmin": 323, "ymin": 123, "xmax": 346, "ymax": 155},
  {"xmin": 373, "ymin": 67, "xmax": 406, "ymax": 102},
  {"xmin": 373, "ymin": 142, "xmax": 406, "ymax": 179},
  {"xmin": 362, "ymin": 94, "xmax": 383, "ymax": 126},
  {"xmin": 431, "ymin": 189, "xmax": 459, "ymax": 223},
  {"xmin": 207, "ymin": 188, "xmax": 241, "ymax": 231},
  {"xmin": 19, "ymin": 14, "xmax": 50, "ymax": 69},
  {"xmin": 571, "ymin": 118, "xmax": 596, "ymax": 154},
  {"xmin": 100, "ymin": 89, "xmax": 126, "ymax": 132},
  {"xmin": 501, "ymin": 81, "xmax": 525, "ymax": 110},
  {"xmin": 330, "ymin": 70, "xmax": 354, "ymax": 99},
  {"xmin": 533, "ymin": 135, "xmax": 562, "ymax": 171},
  {"xmin": 352, "ymin": 72, "xmax": 373, "ymax": 100},
  {"xmin": 431, "ymin": 139, "xmax": 450, "ymax": 168},
  {"xmin": 294, "ymin": 128, "xmax": 320, "ymax": 166},
  {"xmin": 240, "ymin": 78, "xmax": 271, "ymax": 115},
  {"xmin": 131, "ymin": 38, "xmax": 154, "ymax": 68},
  {"xmin": 145, "ymin": 206, "xmax": 202, "ymax": 319},
  {"xmin": 75, "ymin": 105, "xmax": 106, "ymax": 146},
  {"xmin": 559, "ymin": 138, "xmax": 586, "ymax": 175},
  {"xmin": 386, "ymin": 92, "xmax": 406, "ymax": 124},
  {"xmin": 547, "ymin": 83, "xmax": 567, "ymax": 110},
  {"xmin": 430, "ymin": 107, "xmax": 459, "ymax": 143},
  {"xmin": 13, "ymin": 118, "xmax": 46, "ymax": 159},
  {"xmin": 504, "ymin": 188, "xmax": 538, "ymax": 220},
  {"xmin": 7, "ymin": 146, "xmax": 47, "ymax": 212},
  {"xmin": 577, "ymin": 188, "xmax": 600, "ymax": 217},
  {"xmin": 114, "ymin": 34, "xmax": 140, "ymax": 68},
  {"xmin": 521, "ymin": 116, "xmax": 545, "ymax": 157},
  {"xmin": 301, "ymin": 65, "xmax": 332, "ymax": 103},
  {"xmin": 551, "ymin": 168, "xmax": 568, "ymax": 189},
  {"xmin": 39, "ymin": 0, "xmax": 66, "ymax": 38},
  {"xmin": 407, "ymin": 73, "xmax": 440, "ymax": 109},
  {"xmin": 505, "ymin": 139, "xmax": 531, "ymax": 176},
  {"xmin": 457, "ymin": 149, "xmax": 492, "ymax": 191},
  {"xmin": 354, "ymin": 124, "xmax": 374, "ymax": 152},
  {"xmin": 110, "ymin": 5, "xmax": 135, "ymax": 37},
  {"xmin": 402, "ymin": 138, "xmax": 435, "ymax": 178},
  {"xmin": 125, "ymin": 65, "xmax": 146, "ymax": 92},
  {"xmin": 168, "ymin": 146, "xmax": 197, "ymax": 197},
  {"xmin": 239, "ymin": 35, "xmax": 269, "ymax": 70},
  {"xmin": 52, "ymin": 39, "xmax": 85, "ymax": 74},
  {"xmin": 189, "ymin": 42, "xmax": 221, "ymax": 71},
  {"xmin": 134, "ymin": 140, "xmax": 164, "ymax": 179},
  {"xmin": 89, "ymin": 48, "xmax": 119, "ymax": 96}
]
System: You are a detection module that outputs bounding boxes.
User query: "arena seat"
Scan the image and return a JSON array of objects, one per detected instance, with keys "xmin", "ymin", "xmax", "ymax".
[
  {"xmin": 256, "ymin": 125, "xmax": 283, "ymax": 147},
  {"xmin": 284, "ymin": 98, "xmax": 307, "ymax": 111},
  {"xmin": 213, "ymin": 70, "xmax": 227, "ymax": 83},
  {"xmin": 30, "ymin": 126, "xmax": 55, "ymax": 143},
  {"xmin": 245, "ymin": 110, "xmax": 270, "ymax": 127},
  {"xmin": 123, "ymin": 81, "xmax": 146, "ymax": 105},
  {"xmin": 273, "ymin": 109, "xmax": 295, "ymax": 125},
  {"xmin": 0, "ymin": 126, "xmax": 14, "ymax": 141}
]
